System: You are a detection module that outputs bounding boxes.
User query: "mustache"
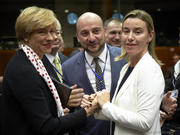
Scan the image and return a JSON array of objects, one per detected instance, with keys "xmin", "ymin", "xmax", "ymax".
[
  {"xmin": 113, "ymin": 39, "xmax": 121, "ymax": 42},
  {"xmin": 87, "ymin": 41, "xmax": 97, "ymax": 45}
]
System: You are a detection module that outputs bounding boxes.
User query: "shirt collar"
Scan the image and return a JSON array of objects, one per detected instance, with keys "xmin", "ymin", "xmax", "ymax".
[
  {"xmin": 85, "ymin": 44, "xmax": 107, "ymax": 65},
  {"xmin": 45, "ymin": 53, "xmax": 60, "ymax": 64}
]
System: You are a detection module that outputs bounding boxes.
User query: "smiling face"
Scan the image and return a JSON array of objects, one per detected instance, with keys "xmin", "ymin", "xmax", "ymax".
[
  {"xmin": 105, "ymin": 21, "xmax": 122, "ymax": 47},
  {"xmin": 121, "ymin": 18, "xmax": 154, "ymax": 65},
  {"xmin": 50, "ymin": 22, "xmax": 64, "ymax": 56},
  {"xmin": 76, "ymin": 12, "xmax": 105, "ymax": 57},
  {"xmin": 26, "ymin": 26, "xmax": 57, "ymax": 59},
  {"xmin": 15, "ymin": 6, "xmax": 58, "ymax": 59}
]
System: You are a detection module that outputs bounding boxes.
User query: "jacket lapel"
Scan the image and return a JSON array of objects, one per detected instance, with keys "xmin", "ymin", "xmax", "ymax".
[
  {"xmin": 58, "ymin": 53, "xmax": 68, "ymax": 64},
  {"xmin": 108, "ymin": 45, "xmax": 127, "ymax": 100},
  {"xmin": 113, "ymin": 52, "xmax": 150, "ymax": 101},
  {"xmin": 109, "ymin": 51, "xmax": 120, "ymax": 99},
  {"xmin": 112, "ymin": 64, "xmax": 130, "ymax": 101},
  {"xmin": 42, "ymin": 55, "xmax": 60, "ymax": 82},
  {"xmin": 76, "ymin": 51, "xmax": 94, "ymax": 95}
]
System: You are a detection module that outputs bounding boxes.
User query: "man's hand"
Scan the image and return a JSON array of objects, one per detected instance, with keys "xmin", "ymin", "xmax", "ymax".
[
  {"xmin": 162, "ymin": 91, "xmax": 177, "ymax": 116},
  {"xmin": 160, "ymin": 110, "xmax": 168, "ymax": 127},
  {"xmin": 67, "ymin": 84, "xmax": 84, "ymax": 108}
]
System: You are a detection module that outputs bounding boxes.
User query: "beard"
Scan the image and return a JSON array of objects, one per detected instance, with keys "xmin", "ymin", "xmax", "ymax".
[{"xmin": 85, "ymin": 42, "xmax": 105, "ymax": 57}]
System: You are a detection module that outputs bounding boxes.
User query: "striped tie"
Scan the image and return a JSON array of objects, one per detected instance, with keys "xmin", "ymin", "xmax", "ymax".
[
  {"xmin": 54, "ymin": 56, "xmax": 63, "ymax": 83},
  {"xmin": 94, "ymin": 57, "xmax": 105, "ymax": 91}
]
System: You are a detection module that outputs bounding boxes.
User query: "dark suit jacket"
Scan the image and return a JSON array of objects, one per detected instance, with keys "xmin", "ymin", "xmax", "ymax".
[
  {"xmin": 173, "ymin": 73, "xmax": 180, "ymax": 123},
  {"xmin": 164, "ymin": 66, "xmax": 174, "ymax": 91},
  {"xmin": 163, "ymin": 73, "xmax": 180, "ymax": 126},
  {"xmin": 1, "ymin": 49, "xmax": 87, "ymax": 135},
  {"xmin": 62, "ymin": 45, "xmax": 126, "ymax": 135},
  {"xmin": 42, "ymin": 53, "xmax": 68, "ymax": 82}
]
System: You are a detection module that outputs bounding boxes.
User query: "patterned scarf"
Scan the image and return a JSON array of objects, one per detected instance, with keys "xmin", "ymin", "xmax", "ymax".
[{"xmin": 21, "ymin": 45, "xmax": 64, "ymax": 116}]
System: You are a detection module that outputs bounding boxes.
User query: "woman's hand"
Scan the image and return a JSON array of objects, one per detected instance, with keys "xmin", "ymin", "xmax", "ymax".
[
  {"xmin": 84, "ymin": 95, "xmax": 100, "ymax": 117},
  {"xmin": 63, "ymin": 108, "xmax": 70, "ymax": 115},
  {"xmin": 81, "ymin": 94, "xmax": 92, "ymax": 108},
  {"xmin": 97, "ymin": 90, "xmax": 110, "ymax": 108}
]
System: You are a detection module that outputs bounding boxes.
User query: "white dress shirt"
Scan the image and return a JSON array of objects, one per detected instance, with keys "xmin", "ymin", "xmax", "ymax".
[
  {"xmin": 45, "ymin": 53, "xmax": 62, "ymax": 68},
  {"xmin": 174, "ymin": 59, "xmax": 180, "ymax": 79},
  {"xmin": 85, "ymin": 44, "xmax": 111, "ymax": 92}
]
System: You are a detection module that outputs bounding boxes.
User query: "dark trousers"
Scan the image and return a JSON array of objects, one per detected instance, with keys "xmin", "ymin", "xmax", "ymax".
[{"xmin": 162, "ymin": 122, "xmax": 180, "ymax": 135}]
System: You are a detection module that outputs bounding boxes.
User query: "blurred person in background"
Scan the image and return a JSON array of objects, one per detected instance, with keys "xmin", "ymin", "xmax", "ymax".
[
  {"xmin": 104, "ymin": 18, "xmax": 122, "ymax": 48},
  {"xmin": 0, "ymin": 76, "xmax": 3, "ymax": 92},
  {"xmin": 42, "ymin": 19, "xmax": 84, "ymax": 109},
  {"xmin": 164, "ymin": 53, "xmax": 180, "ymax": 91},
  {"xmin": 69, "ymin": 37, "xmax": 83, "ymax": 57},
  {"xmin": 162, "ymin": 58, "xmax": 180, "ymax": 135}
]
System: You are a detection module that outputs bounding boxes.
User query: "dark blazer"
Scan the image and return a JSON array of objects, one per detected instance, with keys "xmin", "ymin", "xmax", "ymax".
[
  {"xmin": 62, "ymin": 45, "xmax": 127, "ymax": 135},
  {"xmin": 164, "ymin": 66, "xmax": 174, "ymax": 91},
  {"xmin": 69, "ymin": 49, "xmax": 80, "ymax": 57},
  {"xmin": 42, "ymin": 53, "xmax": 68, "ymax": 82},
  {"xmin": 164, "ymin": 73, "xmax": 180, "ymax": 125},
  {"xmin": 1, "ymin": 49, "xmax": 87, "ymax": 135},
  {"xmin": 177, "ymin": 73, "xmax": 180, "ymax": 90},
  {"xmin": 173, "ymin": 73, "xmax": 180, "ymax": 123}
]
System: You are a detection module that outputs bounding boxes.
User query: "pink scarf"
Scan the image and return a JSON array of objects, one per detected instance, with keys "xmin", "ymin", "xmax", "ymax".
[{"xmin": 21, "ymin": 45, "xmax": 64, "ymax": 116}]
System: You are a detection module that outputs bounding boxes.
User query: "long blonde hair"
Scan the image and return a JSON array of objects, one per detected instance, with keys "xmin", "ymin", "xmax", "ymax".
[{"xmin": 115, "ymin": 9, "xmax": 162, "ymax": 66}]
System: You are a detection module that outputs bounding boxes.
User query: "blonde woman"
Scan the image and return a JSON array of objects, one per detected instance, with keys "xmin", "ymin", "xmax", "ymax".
[
  {"xmin": 1, "ymin": 6, "xmax": 97, "ymax": 135},
  {"xmin": 96, "ymin": 9, "xmax": 164, "ymax": 135}
]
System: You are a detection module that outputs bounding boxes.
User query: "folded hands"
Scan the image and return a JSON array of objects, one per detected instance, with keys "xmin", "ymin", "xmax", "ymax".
[{"xmin": 81, "ymin": 90, "xmax": 110, "ymax": 116}]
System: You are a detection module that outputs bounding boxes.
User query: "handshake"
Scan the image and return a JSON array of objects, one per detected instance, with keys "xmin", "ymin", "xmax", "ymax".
[
  {"xmin": 81, "ymin": 90, "xmax": 110, "ymax": 117},
  {"xmin": 66, "ymin": 85, "xmax": 111, "ymax": 117}
]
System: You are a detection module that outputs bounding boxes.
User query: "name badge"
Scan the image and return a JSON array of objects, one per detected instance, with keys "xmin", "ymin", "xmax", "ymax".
[{"xmin": 171, "ymin": 89, "xmax": 179, "ymax": 98}]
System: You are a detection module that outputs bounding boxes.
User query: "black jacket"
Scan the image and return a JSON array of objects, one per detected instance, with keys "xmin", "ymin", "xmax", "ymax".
[
  {"xmin": 165, "ymin": 73, "xmax": 180, "ymax": 124},
  {"xmin": 42, "ymin": 53, "xmax": 68, "ymax": 82},
  {"xmin": 1, "ymin": 49, "xmax": 87, "ymax": 135}
]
